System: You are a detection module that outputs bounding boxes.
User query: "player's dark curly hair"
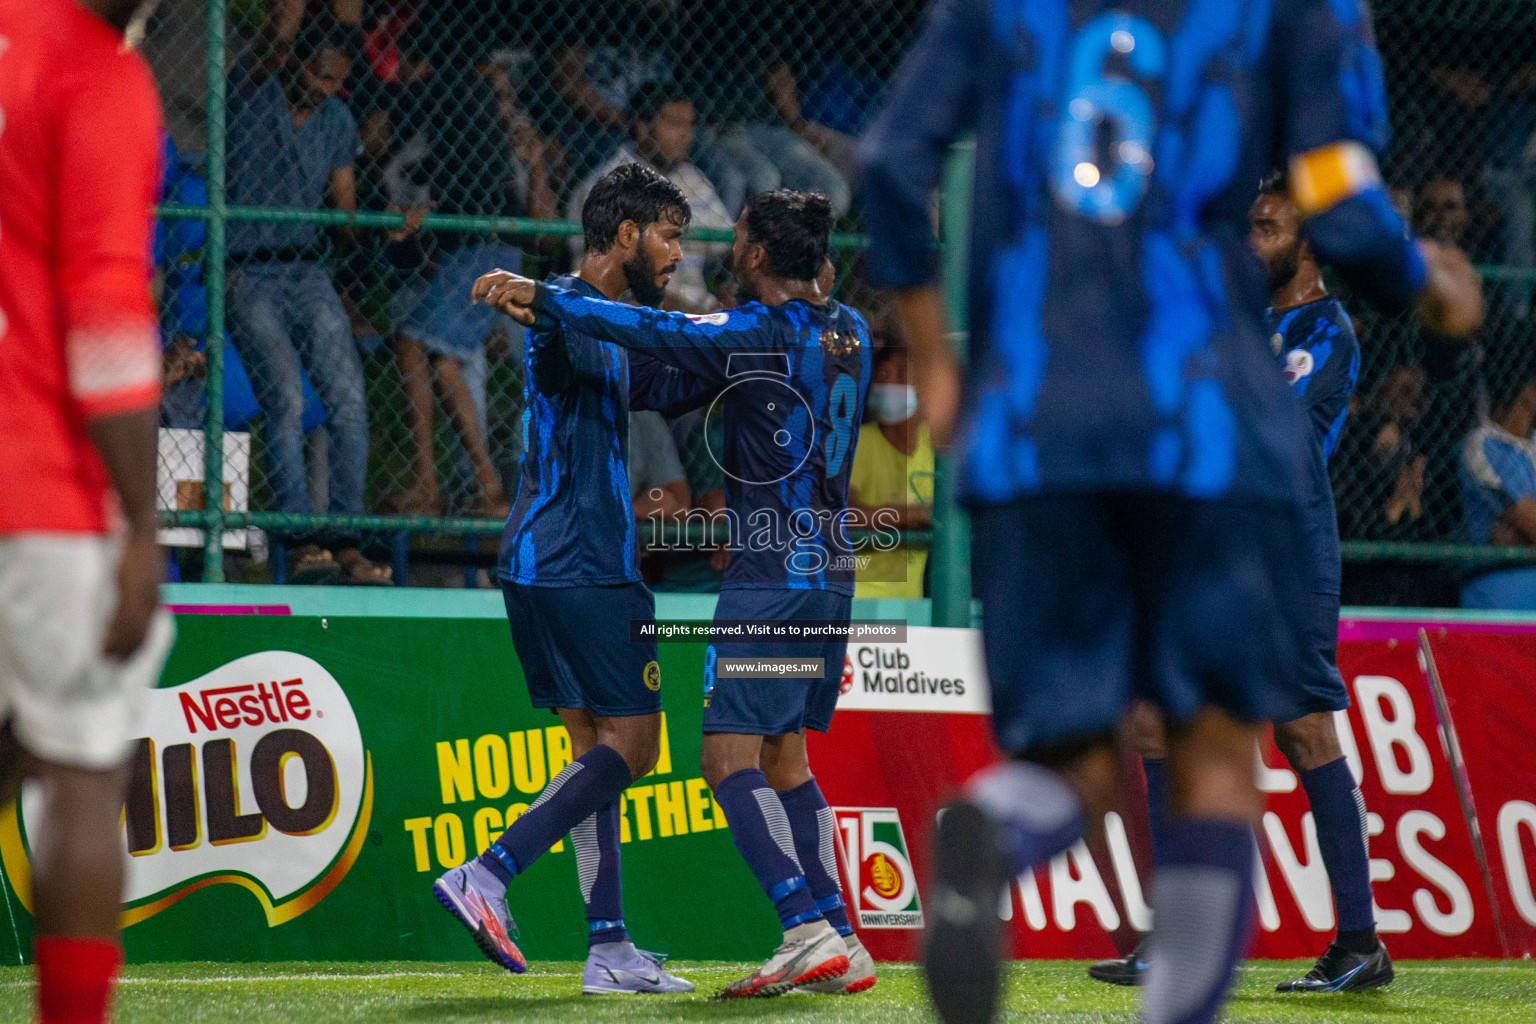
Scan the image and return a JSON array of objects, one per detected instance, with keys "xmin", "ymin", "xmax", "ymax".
[
  {"xmin": 743, "ymin": 189, "xmax": 835, "ymax": 281},
  {"xmin": 582, "ymin": 163, "xmax": 693, "ymax": 255}
]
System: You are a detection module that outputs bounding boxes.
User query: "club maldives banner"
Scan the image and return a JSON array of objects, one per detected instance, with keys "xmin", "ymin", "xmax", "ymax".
[
  {"xmin": 814, "ymin": 618, "xmax": 1536, "ymax": 963},
  {"xmin": 0, "ymin": 600, "xmax": 1529, "ymax": 964}
]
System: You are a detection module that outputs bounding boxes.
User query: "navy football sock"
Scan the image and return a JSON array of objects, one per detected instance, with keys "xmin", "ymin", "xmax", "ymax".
[
  {"xmin": 965, "ymin": 760, "xmax": 1085, "ymax": 874},
  {"xmin": 1143, "ymin": 819, "xmax": 1255, "ymax": 1024},
  {"xmin": 778, "ymin": 779, "xmax": 855, "ymax": 937},
  {"xmin": 714, "ymin": 769, "xmax": 821, "ymax": 929},
  {"xmin": 1299, "ymin": 757, "xmax": 1377, "ymax": 949},
  {"xmin": 573, "ymin": 800, "xmax": 629, "ymax": 947},
  {"xmin": 480, "ymin": 744, "xmax": 633, "ymax": 884},
  {"xmin": 1142, "ymin": 757, "xmax": 1173, "ymax": 868}
]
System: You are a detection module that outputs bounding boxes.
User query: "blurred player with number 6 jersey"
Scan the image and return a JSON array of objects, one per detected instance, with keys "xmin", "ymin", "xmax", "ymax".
[
  {"xmin": 0, "ymin": 1, "xmax": 174, "ymax": 1022},
  {"xmin": 860, "ymin": 1, "xmax": 1483, "ymax": 1023}
]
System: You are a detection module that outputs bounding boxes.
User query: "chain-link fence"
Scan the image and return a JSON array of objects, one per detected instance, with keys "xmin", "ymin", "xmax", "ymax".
[
  {"xmin": 143, "ymin": 0, "xmax": 1536, "ymax": 601},
  {"xmin": 1334, "ymin": 1, "xmax": 1536, "ymax": 604}
]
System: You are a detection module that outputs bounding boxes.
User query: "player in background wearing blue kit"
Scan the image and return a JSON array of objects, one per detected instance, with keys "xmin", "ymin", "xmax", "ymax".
[
  {"xmin": 474, "ymin": 189, "xmax": 876, "ymax": 998},
  {"xmin": 860, "ymin": 0, "xmax": 1483, "ymax": 1022},
  {"xmin": 1089, "ymin": 173, "xmax": 1389, "ymax": 992},
  {"xmin": 432, "ymin": 164, "xmax": 697, "ymax": 994}
]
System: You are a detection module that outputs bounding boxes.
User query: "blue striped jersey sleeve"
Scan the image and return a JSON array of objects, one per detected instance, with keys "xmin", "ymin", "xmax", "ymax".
[
  {"xmin": 1276, "ymin": 0, "xmax": 1426, "ymax": 312},
  {"xmin": 532, "ymin": 283, "xmax": 781, "ymax": 383}
]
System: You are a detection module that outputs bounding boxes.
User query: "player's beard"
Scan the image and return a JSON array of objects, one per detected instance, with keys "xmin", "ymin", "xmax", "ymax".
[
  {"xmin": 1267, "ymin": 245, "xmax": 1302, "ymax": 293},
  {"xmin": 623, "ymin": 250, "xmax": 672, "ymax": 307},
  {"xmin": 735, "ymin": 273, "xmax": 759, "ymax": 305}
]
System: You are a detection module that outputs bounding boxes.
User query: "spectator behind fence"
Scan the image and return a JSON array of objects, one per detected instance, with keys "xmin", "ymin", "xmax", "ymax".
[
  {"xmin": 791, "ymin": 0, "xmax": 925, "ymax": 185},
  {"xmin": 1460, "ymin": 352, "xmax": 1536, "ymax": 610},
  {"xmin": 544, "ymin": 0, "xmax": 676, "ymax": 180},
  {"xmin": 225, "ymin": 7, "xmax": 389, "ymax": 584},
  {"xmin": 1332, "ymin": 364, "xmax": 1452, "ymax": 607},
  {"xmin": 383, "ymin": 17, "xmax": 557, "ymax": 519},
  {"xmin": 678, "ymin": 0, "xmax": 851, "ymax": 218},
  {"xmin": 848, "ymin": 341, "xmax": 932, "ymax": 599},
  {"xmin": 1481, "ymin": 60, "xmax": 1536, "ymax": 318},
  {"xmin": 158, "ymin": 135, "xmax": 327, "ymax": 436},
  {"xmin": 567, "ymin": 83, "xmax": 734, "ymax": 312},
  {"xmin": 1414, "ymin": 174, "xmax": 1487, "ymax": 541}
]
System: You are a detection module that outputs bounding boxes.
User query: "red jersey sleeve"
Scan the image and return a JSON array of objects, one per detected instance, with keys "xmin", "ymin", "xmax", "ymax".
[{"xmin": 55, "ymin": 52, "xmax": 164, "ymax": 419}]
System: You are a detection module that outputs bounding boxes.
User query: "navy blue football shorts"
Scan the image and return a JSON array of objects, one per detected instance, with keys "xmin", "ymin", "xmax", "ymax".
[
  {"xmin": 970, "ymin": 493, "xmax": 1312, "ymax": 756},
  {"xmin": 702, "ymin": 587, "xmax": 852, "ymax": 736},
  {"xmin": 502, "ymin": 581, "xmax": 662, "ymax": 717},
  {"xmin": 1285, "ymin": 587, "xmax": 1350, "ymax": 718}
]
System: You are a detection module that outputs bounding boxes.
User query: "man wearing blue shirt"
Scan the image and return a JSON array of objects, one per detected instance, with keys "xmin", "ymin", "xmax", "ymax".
[
  {"xmin": 1461, "ymin": 361, "xmax": 1536, "ymax": 609},
  {"xmin": 474, "ymin": 189, "xmax": 876, "ymax": 998},
  {"xmin": 860, "ymin": 1, "xmax": 1483, "ymax": 1022},
  {"xmin": 225, "ymin": 16, "xmax": 383, "ymax": 584},
  {"xmin": 1090, "ymin": 173, "xmax": 1388, "ymax": 992},
  {"xmin": 431, "ymin": 165, "xmax": 695, "ymax": 994}
]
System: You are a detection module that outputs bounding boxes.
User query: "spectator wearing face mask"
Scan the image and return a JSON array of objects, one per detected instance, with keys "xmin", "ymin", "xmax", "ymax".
[{"xmin": 848, "ymin": 342, "xmax": 932, "ymax": 598}]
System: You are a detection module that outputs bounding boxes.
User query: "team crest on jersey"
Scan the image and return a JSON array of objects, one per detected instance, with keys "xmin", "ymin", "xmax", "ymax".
[
  {"xmin": 643, "ymin": 660, "xmax": 661, "ymax": 692},
  {"xmin": 820, "ymin": 328, "xmax": 861, "ymax": 357},
  {"xmin": 1285, "ymin": 348, "xmax": 1315, "ymax": 383},
  {"xmin": 685, "ymin": 312, "xmax": 730, "ymax": 326},
  {"xmin": 832, "ymin": 807, "xmax": 924, "ymax": 929}
]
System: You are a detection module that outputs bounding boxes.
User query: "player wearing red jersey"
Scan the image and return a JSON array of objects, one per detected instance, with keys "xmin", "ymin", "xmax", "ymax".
[{"xmin": 0, "ymin": 0, "xmax": 172, "ymax": 1021}]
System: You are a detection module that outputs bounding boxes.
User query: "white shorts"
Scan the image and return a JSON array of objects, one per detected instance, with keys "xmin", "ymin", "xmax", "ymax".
[{"xmin": 0, "ymin": 535, "xmax": 174, "ymax": 770}]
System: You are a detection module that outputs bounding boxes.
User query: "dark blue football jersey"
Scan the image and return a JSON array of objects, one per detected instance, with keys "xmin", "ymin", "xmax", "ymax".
[
  {"xmin": 499, "ymin": 276, "xmax": 705, "ymax": 586},
  {"xmin": 862, "ymin": 0, "xmax": 1423, "ymax": 508},
  {"xmin": 529, "ymin": 284, "xmax": 874, "ymax": 594},
  {"xmin": 1269, "ymin": 297, "xmax": 1359, "ymax": 593}
]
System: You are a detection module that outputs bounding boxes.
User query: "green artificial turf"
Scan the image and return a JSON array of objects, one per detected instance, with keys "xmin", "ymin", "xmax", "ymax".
[{"xmin": 0, "ymin": 960, "xmax": 1529, "ymax": 1023}]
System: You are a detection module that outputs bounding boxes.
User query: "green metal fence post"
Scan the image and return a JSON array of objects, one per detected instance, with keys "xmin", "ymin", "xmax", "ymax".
[
  {"xmin": 202, "ymin": 0, "xmax": 228, "ymax": 582},
  {"xmin": 930, "ymin": 140, "xmax": 975, "ymax": 629}
]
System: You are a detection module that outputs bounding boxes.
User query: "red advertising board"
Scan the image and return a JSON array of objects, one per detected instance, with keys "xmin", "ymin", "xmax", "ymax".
[{"xmin": 809, "ymin": 619, "xmax": 1536, "ymax": 961}]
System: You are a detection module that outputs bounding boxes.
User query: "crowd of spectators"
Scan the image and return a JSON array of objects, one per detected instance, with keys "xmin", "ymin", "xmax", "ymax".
[
  {"xmin": 151, "ymin": 0, "xmax": 928, "ymax": 588},
  {"xmin": 147, "ymin": 1, "xmax": 1536, "ymax": 604}
]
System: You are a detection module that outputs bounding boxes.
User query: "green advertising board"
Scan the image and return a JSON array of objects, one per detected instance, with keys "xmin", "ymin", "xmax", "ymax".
[{"xmin": 0, "ymin": 590, "xmax": 858, "ymax": 964}]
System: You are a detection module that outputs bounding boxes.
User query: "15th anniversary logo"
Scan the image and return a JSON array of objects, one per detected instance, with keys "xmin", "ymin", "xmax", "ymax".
[{"xmin": 0, "ymin": 651, "xmax": 372, "ymax": 927}]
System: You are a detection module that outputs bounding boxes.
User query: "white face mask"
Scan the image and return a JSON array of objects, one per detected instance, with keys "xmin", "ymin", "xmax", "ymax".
[{"xmin": 868, "ymin": 383, "xmax": 917, "ymax": 425}]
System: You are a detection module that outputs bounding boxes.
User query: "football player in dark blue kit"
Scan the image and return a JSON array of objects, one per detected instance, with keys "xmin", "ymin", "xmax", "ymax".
[
  {"xmin": 860, "ymin": 0, "xmax": 1483, "ymax": 1022},
  {"xmin": 1089, "ymin": 173, "xmax": 1388, "ymax": 992},
  {"xmin": 474, "ymin": 189, "xmax": 875, "ymax": 998},
  {"xmin": 432, "ymin": 163, "xmax": 696, "ymax": 994}
]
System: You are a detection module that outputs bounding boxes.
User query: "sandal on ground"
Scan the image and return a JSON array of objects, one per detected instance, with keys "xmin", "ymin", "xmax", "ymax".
[
  {"xmin": 335, "ymin": 547, "xmax": 393, "ymax": 586},
  {"xmin": 288, "ymin": 544, "xmax": 342, "ymax": 586}
]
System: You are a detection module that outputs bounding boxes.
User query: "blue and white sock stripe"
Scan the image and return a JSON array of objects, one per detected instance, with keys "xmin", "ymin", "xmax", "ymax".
[
  {"xmin": 588, "ymin": 918, "xmax": 625, "ymax": 935},
  {"xmin": 815, "ymin": 805, "xmax": 840, "ymax": 884},
  {"xmin": 572, "ymin": 814, "xmax": 600, "ymax": 904},
  {"xmin": 1353, "ymin": 786, "xmax": 1370, "ymax": 853},
  {"xmin": 527, "ymin": 760, "xmax": 584, "ymax": 814},
  {"xmin": 752, "ymin": 788, "xmax": 802, "ymax": 869},
  {"xmin": 814, "ymin": 894, "xmax": 846, "ymax": 913}
]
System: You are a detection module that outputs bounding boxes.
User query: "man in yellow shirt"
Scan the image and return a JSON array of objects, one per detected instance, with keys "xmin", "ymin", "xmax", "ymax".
[{"xmin": 849, "ymin": 345, "xmax": 934, "ymax": 598}]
